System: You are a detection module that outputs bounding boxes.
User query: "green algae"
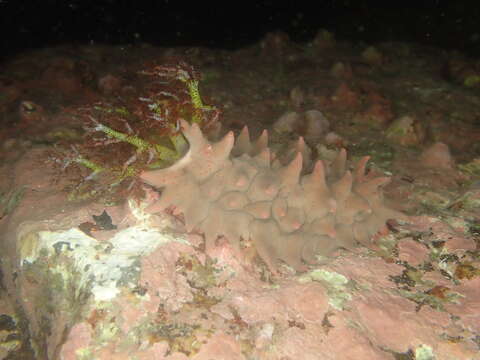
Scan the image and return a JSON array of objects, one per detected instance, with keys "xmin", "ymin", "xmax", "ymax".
[
  {"xmin": 298, "ymin": 269, "xmax": 352, "ymax": 310},
  {"xmin": 0, "ymin": 187, "xmax": 25, "ymax": 218},
  {"xmin": 415, "ymin": 344, "xmax": 435, "ymax": 360}
]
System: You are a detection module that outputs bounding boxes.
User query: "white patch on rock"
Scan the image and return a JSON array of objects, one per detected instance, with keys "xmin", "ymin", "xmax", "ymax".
[{"xmin": 20, "ymin": 202, "xmax": 187, "ymax": 302}]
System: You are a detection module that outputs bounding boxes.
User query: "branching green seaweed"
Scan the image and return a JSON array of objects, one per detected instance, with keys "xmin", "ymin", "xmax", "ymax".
[{"xmin": 52, "ymin": 61, "xmax": 220, "ymax": 202}]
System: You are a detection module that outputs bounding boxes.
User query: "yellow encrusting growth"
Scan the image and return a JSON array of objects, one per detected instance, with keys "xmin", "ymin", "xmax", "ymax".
[
  {"xmin": 97, "ymin": 123, "xmax": 151, "ymax": 153},
  {"xmin": 180, "ymin": 77, "xmax": 217, "ymax": 123}
]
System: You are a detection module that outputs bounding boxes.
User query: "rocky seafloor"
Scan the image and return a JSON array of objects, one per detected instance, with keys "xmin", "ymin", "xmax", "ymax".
[{"xmin": 1, "ymin": 31, "xmax": 480, "ymax": 359}]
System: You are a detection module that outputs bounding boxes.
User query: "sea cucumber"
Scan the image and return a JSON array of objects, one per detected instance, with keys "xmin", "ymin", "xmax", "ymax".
[{"xmin": 140, "ymin": 120, "xmax": 405, "ymax": 272}]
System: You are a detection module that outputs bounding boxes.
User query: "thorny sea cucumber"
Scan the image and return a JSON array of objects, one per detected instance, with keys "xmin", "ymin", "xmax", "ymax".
[{"xmin": 140, "ymin": 120, "xmax": 405, "ymax": 273}]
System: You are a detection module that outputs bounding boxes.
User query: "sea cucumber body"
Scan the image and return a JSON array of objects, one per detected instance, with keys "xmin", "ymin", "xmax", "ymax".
[{"xmin": 141, "ymin": 120, "xmax": 404, "ymax": 272}]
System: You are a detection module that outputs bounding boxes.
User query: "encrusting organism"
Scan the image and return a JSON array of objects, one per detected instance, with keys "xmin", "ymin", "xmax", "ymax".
[{"xmin": 141, "ymin": 119, "xmax": 407, "ymax": 273}]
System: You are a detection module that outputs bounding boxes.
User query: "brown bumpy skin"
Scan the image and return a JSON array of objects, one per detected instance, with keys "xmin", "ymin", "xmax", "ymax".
[{"xmin": 141, "ymin": 120, "xmax": 405, "ymax": 273}]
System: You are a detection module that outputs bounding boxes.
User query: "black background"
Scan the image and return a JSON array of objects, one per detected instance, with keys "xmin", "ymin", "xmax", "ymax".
[{"xmin": 1, "ymin": 0, "xmax": 480, "ymax": 58}]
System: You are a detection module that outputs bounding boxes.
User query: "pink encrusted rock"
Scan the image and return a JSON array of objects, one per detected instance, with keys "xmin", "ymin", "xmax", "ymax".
[
  {"xmin": 214, "ymin": 278, "xmax": 328, "ymax": 327},
  {"xmin": 354, "ymin": 92, "xmax": 394, "ymax": 128},
  {"xmin": 139, "ymin": 243, "xmax": 195, "ymax": 312},
  {"xmin": 420, "ymin": 142, "xmax": 455, "ymax": 170},
  {"xmin": 115, "ymin": 297, "xmax": 148, "ymax": 333},
  {"xmin": 324, "ymin": 131, "xmax": 348, "ymax": 148},
  {"xmin": 140, "ymin": 120, "xmax": 406, "ymax": 273},
  {"xmin": 330, "ymin": 62, "xmax": 353, "ymax": 79},
  {"xmin": 289, "ymin": 86, "xmax": 305, "ymax": 108},
  {"xmin": 421, "ymin": 270, "xmax": 454, "ymax": 288},
  {"xmin": 397, "ymin": 238, "xmax": 429, "ymax": 266},
  {"xmin": 273, "ymin": 109, "xmax": 330, "ymax": 142},
  {"xmin": 134, "ymin": 343, "xmax": 174, "ymax": 360},
  {"xmin": 328, "ymin": 254, "xmax": 404, "ymax": 289},
  {"xmin": 443, "ymin": 233, "xmax": 476, "ymax": 252},
  {"xmin": 98, "ymin": 74, "xmax": 122, "ymax": 95},
  {"xmin": 203, "ymin": 235, "xmax": 246, "ymax": 274},
  {"xmin": 0, "ymin": 82, "xmax": 21, "ymax": 113},
  {"xmin": 330, "ymin": 82, "xmax": 360, "ymax": 108},
  {"xmin": 95, "ymin": 343, "xmax": 133, "ymax": 360},
  {"xmin": 352, "ymin": 292, "xmax": 440, "ymax": 353},
  {"xmin": 385, "ymin": 115, "xmax": 426, "ymax": 146},
  {"xmin": 417, "ymin": 305, "xmax": 452, "ymax": 328},
  {"xmin": 191, "ymin": 333, "xmax": 245, "ymax": 360},
  {"xmin": 95, "ymin": 341, "xmax": 188, "ymax": 360},
  {"xmin": 259, "ymin": 31, "xmax": 294, "ymax": 59},
  {"xmin": 274, "ymin": 326, "xmax": 330, "ymax": 360},
  {"xmin": 59, "ymin": 322, "xmax": 92, "ymax": 360},
  {"xmin": 279, "ymin": 282, "xmax": 329, "ymax": 323},
  {"xmin": 17, "ymin": 100, "xmax": 48, "ymax": 134},
  {"xmin": 269, "ymin": 316, "xmax": 391, "ymax": 360},
  {"xmin": 405, "ymin": 215, "xmax": 442, "ymax": 232},
  {"xmin": 321, "ymin": 314, "xmax": 392, "ymax": 360},
  {"xmin": 311, "ymin": 29, "xmax": 336, "ymax": 50},
  {"xmin": 446, "ymin": 277, "xmax": 480, "ymax": 333},
  {"xmin": 229, "ymin": 289, "xmax": 288, "ymax": 325},
  {"xmin": 406, "ymin": 215, "xmax": 476, "ymax": 251},
  {"xmin": 303, "ymin": 109, "xmax": 331, "ymax": 142},
  {"xmin": 362, "ymin": 46, "xmax": 385, "ymax": 66},
  {"xmin": 41, "ymin": 57, "xmax": 85, "ymax": 95}
]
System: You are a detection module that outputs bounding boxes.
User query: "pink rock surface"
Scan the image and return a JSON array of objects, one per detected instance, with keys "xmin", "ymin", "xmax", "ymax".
[
  {"xmin": 0, "ymin": 46, "xmax": 480, "ymax": 360},
  {"xmin": 407, "ymin": 215, "xmax": 476, "ymax": 251},
  {"xmin": 191, "ymin": 333, "xmax": 245, "ymax": 360},
  {"xmin": 352, "ymin": 292, "xmax": 436, "ymax": 352},
  {"xmin": 331, "ymin": 82, "xmax": 360, "ymax": 108},
  {"xmin": 98, "ymin": 74, "xmax": 122, "ymax": 95},
  {"xmin": 328, "ymin": 253, "xmax": 404, "ymax": 289},
  {"xmin": 420, "ymin": 142, "xmax": 455, "ymax": 170},
  {"xmin": 354, "ymin": 92, "xmax": 394, "ymax": 128},
  {"xmin": 319, "ymin": 314, "xmax": 391, "ymax": 360},
  {"xmin": 2, "ymin": 181, "xmax": 478, "ymax": 359},
  {"xmin": 139, "ymin": 242, "xmax": 196, "ymax": 312},
  {"xmin": 59, "ymin": 323, "xmax": 92, "ymax": 360},
  {"xmin": 397, "ymin": 237, "xmax": 429, "ymax": 266},
  {"xmin": 446, "ymin": 277, "xmax": 480, "ymax": 333},
  {"xmin": 1, "ymin": 137, "xmax": 478, "ymax": 360}
]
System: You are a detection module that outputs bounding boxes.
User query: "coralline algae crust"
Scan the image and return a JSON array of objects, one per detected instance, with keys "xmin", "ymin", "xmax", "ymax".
[{"xmin": 141, "ymin": 120, "xmax": 405, "ymax": 273}]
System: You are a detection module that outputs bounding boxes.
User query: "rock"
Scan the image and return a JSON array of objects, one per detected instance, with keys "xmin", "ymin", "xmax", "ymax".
[
  {"xmin": 324, "ymin": 131, "xmax": 348, "ymax": 148},
  {"xmin": 361, "ymin": 46, "xmax": 384, "ymax": 66},
  {"xmin": 330, "ymin": 62, "xmax": 353, "ymax": 79},
  {"xmin": 311, "ymin": 29, "xmax": 336, "ymax": 50},
  {"xmin": 330, "ymin": 82, "xmax": 359, "ymax": 108},
  {"xmin": 273, "ymin": 111, "xmax": 299, "ymax": 133},
  {"xmin": 273, "ymin": 110, "xmax": 330, "ymax": 142},
  {"xmin": 98, "ymin": 74, "xmax": 122, "ymax": 95},
  {"xmin": 303, "ymin": 109, "xmax": 330, "ymax": 142},
  {"xmin": 354, "ymin": 92, "xmax": 394, "ymax": 128},
  {"xmin": 41, "ymin": 57, "xmax": 85, "ymax": 95},
  {"xmin": 289, "ymin": 86, "xmax": 305, "ymax": 109},
  {"xmin": 420, "ymin": 142, "xmax": 455, "ymax": 169},
  {"xmin": 385, "ymin": 115, "xmax": 426, "ymax": 146},
  {"xmin": 260, "ymin": 31, "xmax": 293, "ymax": 58}
]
